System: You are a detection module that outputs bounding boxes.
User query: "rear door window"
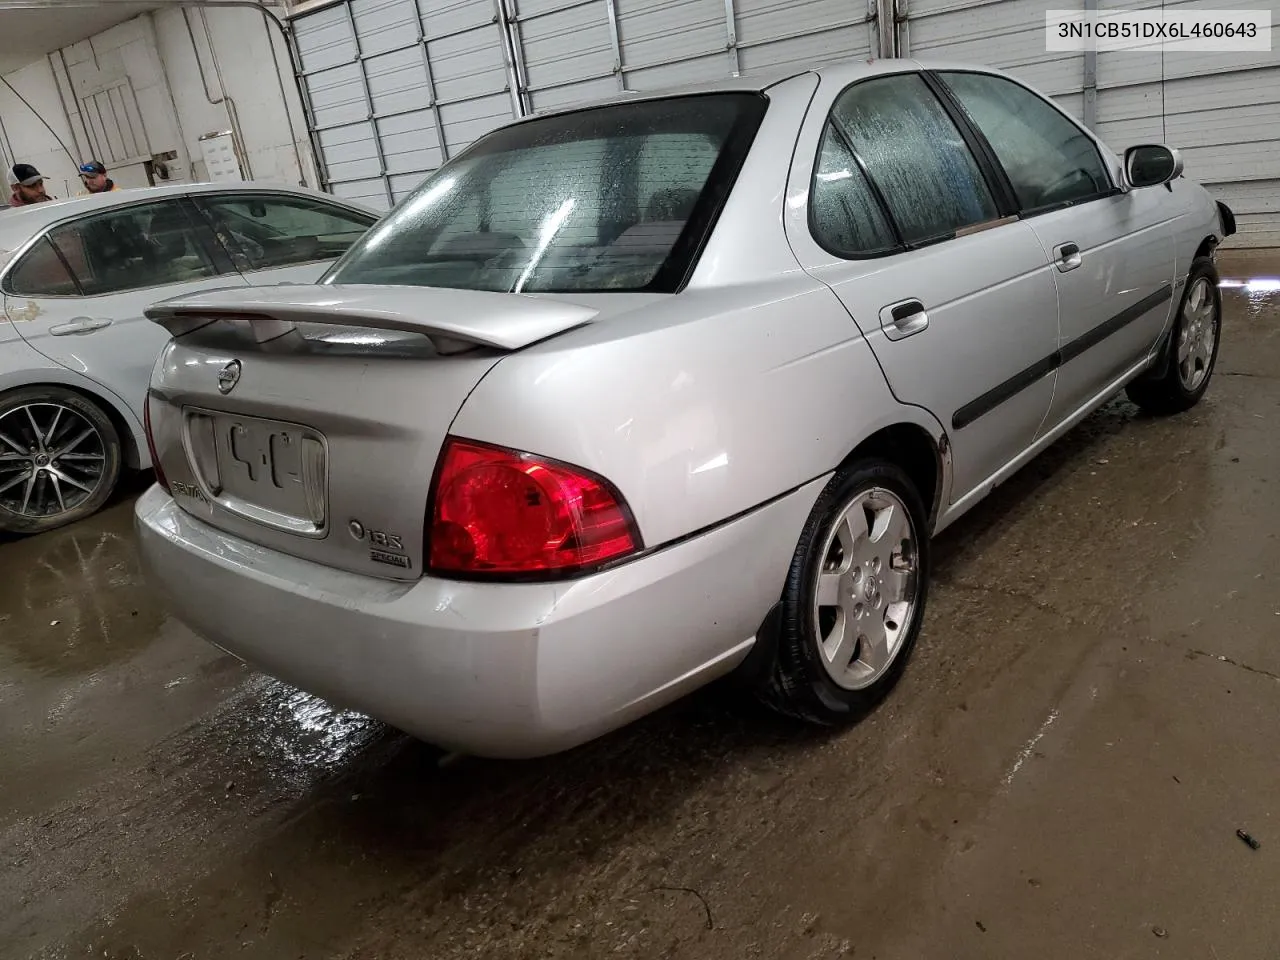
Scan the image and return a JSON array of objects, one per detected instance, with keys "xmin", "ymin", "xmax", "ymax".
[
  {"xmin": 830, "ymin": 73, "xmax": 999, "ymax": 246},
  {"xmin": 5, "ymin": 237, "xmax": 79, "ymax": 296},
  {"xmin": 195, "ymin": 194, "xmax": 377, "ymax": 272},
  {"xmin": 46, "ymin": 201, "xmax": 220, "ymax": 296},
  {"xmin": 809, "ymin": 121, "xmax": 899, "ymax": 257}
]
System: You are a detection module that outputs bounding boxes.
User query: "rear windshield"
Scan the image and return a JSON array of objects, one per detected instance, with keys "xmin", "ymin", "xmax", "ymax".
[{"xmin": 324, "ymin": 93, "xmax": 766, "ymax": 294}]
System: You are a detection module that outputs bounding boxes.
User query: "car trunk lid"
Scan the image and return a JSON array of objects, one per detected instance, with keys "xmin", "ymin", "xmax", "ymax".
[{"xmin": 143, "ymin": 285, "xmax": 603, "ymax": 580}]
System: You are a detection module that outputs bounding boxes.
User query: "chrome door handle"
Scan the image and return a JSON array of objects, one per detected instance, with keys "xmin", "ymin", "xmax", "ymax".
[
  {"xmin": 50, "ymin": 317, "xmax": 113, "ymax": 336},
  {"xmin": 1054, "ymin": 242, "xmax": 1082, "ymax": 272},
  {"xmin": 880, "ymin": 299, "xmax": 929, "ymax": 341}
]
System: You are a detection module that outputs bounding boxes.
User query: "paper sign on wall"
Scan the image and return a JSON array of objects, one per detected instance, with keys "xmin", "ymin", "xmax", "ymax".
[{"xmin": 198, "ymin": 131, "xmax": 243, "ymax": 182}]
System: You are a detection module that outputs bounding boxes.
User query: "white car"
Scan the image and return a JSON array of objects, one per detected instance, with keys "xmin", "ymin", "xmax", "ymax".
[{"xmin": 0, "ymin": 183, "xmax": 379, "ymax": 533}]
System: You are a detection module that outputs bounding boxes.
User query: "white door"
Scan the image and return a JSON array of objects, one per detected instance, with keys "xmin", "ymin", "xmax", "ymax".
[
  {"xmin": 190, "ymin": 192, "xmax": 379, "ymax": 287},
  {"xmin": 784, "ymin": 70, "xmax": 1062, "ymax": 503},
  {"xmin": 1, "ymin": 199, "xmax": 249, "ymax": 423},
  {"xmin": 933, "ymin": 70, "xmax": 1175, "ymax": 433}
]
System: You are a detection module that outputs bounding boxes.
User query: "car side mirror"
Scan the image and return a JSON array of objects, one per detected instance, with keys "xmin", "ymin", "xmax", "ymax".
[{"xmin": 1124, "ymin": 144, "xmax": 1183, "ymax": 188}]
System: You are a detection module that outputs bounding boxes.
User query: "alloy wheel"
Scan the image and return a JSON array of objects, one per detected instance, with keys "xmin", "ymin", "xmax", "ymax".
[
  {"xmin": 1177, "ymin": 276, "xmax": 1218, "ymax": 392},
  {"xmin": 812, "ymin": 487, "xmax": 921, "ymax": 691},
  {"xmin": 0, "ymin": 403, "xmax": 108, "ymax": 519}
]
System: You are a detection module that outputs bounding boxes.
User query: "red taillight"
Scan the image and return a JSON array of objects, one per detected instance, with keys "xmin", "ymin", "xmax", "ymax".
[
  {"xmin": 143, "ymin": 392, "xmax": 169, "ymax": 491},
  {"xmin": 428, "ymin": 438, "xmax": 641, "ymax": 577}
]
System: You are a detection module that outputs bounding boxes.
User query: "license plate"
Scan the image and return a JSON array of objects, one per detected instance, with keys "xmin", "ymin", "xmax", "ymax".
[{"xmin": 185, "ymin": 409, "xmax": 327, "ymax": 535}]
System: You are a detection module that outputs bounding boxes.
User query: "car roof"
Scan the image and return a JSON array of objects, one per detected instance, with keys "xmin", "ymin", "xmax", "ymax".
[
  {"xmin": 519, "ymin": 65, "xmax": 812, "ymax": 122},
  {"xmin": 521, "ymin": 58, "xmax": 1004, "ymax": 121},
  {"xmin": 0, "ymin": 181, "xmax": 379, "ymax": 250}
]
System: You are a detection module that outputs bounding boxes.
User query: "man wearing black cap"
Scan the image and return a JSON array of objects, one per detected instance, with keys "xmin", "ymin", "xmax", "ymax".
[
  {"xmin": 9, "ymin": 163, "xmax": 52, "ymax": 206},
  {"xmin": 78, "ymin": 160, "xmax": 119, "ymax": 195}
]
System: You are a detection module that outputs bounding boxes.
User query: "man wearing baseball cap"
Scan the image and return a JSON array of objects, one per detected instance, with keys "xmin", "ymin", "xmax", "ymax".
[
  {"xmin": 9, "ymin": 163, "xmax": 52, "ymax": 206},
  {"xmin": 78, "ymin": 160, "xmax": 120, "ymax": 195}
]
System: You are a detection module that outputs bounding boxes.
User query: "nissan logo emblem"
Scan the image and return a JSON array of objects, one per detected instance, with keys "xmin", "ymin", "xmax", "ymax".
[{"xmin": 217, "ymin": 360, "xmax": 242, "ymax": 395}]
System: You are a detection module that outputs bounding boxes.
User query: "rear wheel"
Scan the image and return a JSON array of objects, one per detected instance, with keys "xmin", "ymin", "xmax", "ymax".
[
  {"xmin": 758, "ymin": 459, "xmax": 930, "ymax": 724},
  {"xmin": 0, "ymin": 387, "xmax": 122, "ymax": 535},
  {"xmin": 1126, "ymin": 257, "xmax": 1221, "ymax": 415}
]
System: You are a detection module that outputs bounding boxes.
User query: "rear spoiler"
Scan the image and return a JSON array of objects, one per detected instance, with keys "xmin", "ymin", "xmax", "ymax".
[{"xmin": 145, "ymin": 285, "xmax": 599, "ymax": 355}]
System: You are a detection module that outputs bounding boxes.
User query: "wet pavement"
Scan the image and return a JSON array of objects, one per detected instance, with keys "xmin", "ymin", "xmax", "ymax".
[{"xmin": 3, "ymin": 259, "xmax": 1280, "ymax": 960}]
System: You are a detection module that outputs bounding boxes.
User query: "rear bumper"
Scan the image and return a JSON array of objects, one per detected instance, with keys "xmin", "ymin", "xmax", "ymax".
[{"xmin": 135, "ymin": 479, "xmax": 824, "ymax": 758}]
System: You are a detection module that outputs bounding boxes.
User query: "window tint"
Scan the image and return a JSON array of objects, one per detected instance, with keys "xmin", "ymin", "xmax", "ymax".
[
  {"xmin": 6, "ymin": 237, "xmax": 78, "ymax": 296},
  {"xmin": 831, "ymin": 74, "xmax": 998, "ymax": 245},
  {"xmin": 940, "ymin": 71, "xmax": 1111, "ymax": 211},
  {"xmin": 809, "ymin": 121, "xmax": 897, "ymax": 256},
  {"xmin": 637, "ymin": 132, "xmax": 720, "ymax": 224},
  {"xmin": 486, "ymin": 140, "xmax": 612, "ymax": 248},
  {"xmin": 327, "ymin": 94, "xmax": 766, "ymax": 294},
  {"xmin": 47, "ymin": 202, "xmax": 218, "ymax": 296},
  {"xmin": 199, "ymin": 195, "xmax": 375, "ymax": 271}
]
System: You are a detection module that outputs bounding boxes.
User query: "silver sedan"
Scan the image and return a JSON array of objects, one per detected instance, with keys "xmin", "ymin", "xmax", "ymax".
[{"xmin": 136, "ymin": 58, "xmax": 1230, "ymax": 757}]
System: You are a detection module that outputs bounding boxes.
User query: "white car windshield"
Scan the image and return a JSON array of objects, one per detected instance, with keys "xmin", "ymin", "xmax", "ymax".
[{"xmin": 325, "ymin": 93, "xmax": 767, "ymax": 294}]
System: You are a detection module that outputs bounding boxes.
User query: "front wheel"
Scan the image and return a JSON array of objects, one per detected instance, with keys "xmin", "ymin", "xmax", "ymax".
[
  {"xmin": 0, "ymin": 387, "xmax": 123, "ymax": 535},
  {"xmin": 1126, "ymin": 256, "xmax": 1222, "ymax": 415},
  {"xmin": 758, "ymin": 459, "xmax": 931, "ymax": 725}
]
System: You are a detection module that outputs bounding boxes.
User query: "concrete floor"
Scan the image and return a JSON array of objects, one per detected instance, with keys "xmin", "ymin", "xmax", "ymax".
[{"xmin": 2, "ymin": 260, "xmax": 1279, "ymax": 960}]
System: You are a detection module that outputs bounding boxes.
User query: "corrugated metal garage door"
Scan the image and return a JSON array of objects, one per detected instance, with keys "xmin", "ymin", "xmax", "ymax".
[
  {"xmin": 898, "ymin": 0, "xmax": 1087, "ymax": 116},
  {"xmin": 291, "ymin": 0, "xmax": 880, "ymax": 208},
  {"xmin": 900, "ymin": 0, "xmax": 1280, "ymax": 248},
  {"xmin": 1090, "ymin": 0, "xmax": 1280, "ymax": 249},
  {"xmin": 291, "ymin": 0, "xmax": 1275, "ymax": 247},
  {"xmin": 292, "ymin": 0, "xmax": 519, "ymax": 208},
  {"xmin": 512, "ymin": 0, "xmax": 878, "ymax": 111}
]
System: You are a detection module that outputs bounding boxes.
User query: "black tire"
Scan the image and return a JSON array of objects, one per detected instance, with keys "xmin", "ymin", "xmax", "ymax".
[
  {"xmin": 0, "ymin": 386, "xmax": 123, "ymax": 536},
  {"xmin": 757, "ymin": 459, "xmax": 931, "ymax": 725},
  {"xmin": 1125, "ymin": 256, "xmax": 1222, "ymax": 415}
]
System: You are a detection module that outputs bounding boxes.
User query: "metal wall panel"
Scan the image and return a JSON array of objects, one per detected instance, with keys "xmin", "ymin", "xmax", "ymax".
[
  {"xmin": 294, "ymin": 5, "xmax": 380, "ymax": 205},
  {"xmin": 420, "ymin": 0, "xmax": 516, "ymax": 146},
  {"xmin": 616, "ymin": 0, "xmax": 733, "ymax": 89},
  {"xmin": 1090, "ymin": 0, "xmax": 1280, "ymax": 248},
  {"xmin": 293, "ymin": 0, "xmax": 514, "ymax": 209},
  {"xmin": 294, "ymin": 0, "xmax": 881, "ymax": 210},
  {"xmin": 1213, "ymin": 180, "xmax": 1280, "ymax": 248},
  {"xmin": 514, "ymin": 0, "xmax": 875, "ymax": 109},
  {"xmin": 515, "ymin": 0, "xmax": 619, "ymax": 111},
  {"xmin": 900, "ymin": 0, "xmax": 1086, "ymax": 106},
  {"xmin": 901, "ymin": 0, "xmax": 1279, "ymax": 247},
  {"xmin": 292, "ymin": 0, "xmax": 1274, "ymax": 245},
  {"xmin": 733, "ymin": 0, "xmax": 875, "ymax": 74},
  {"xmin": 294, "ymin": 3, "xmax": 358, "ymax": 71}
]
